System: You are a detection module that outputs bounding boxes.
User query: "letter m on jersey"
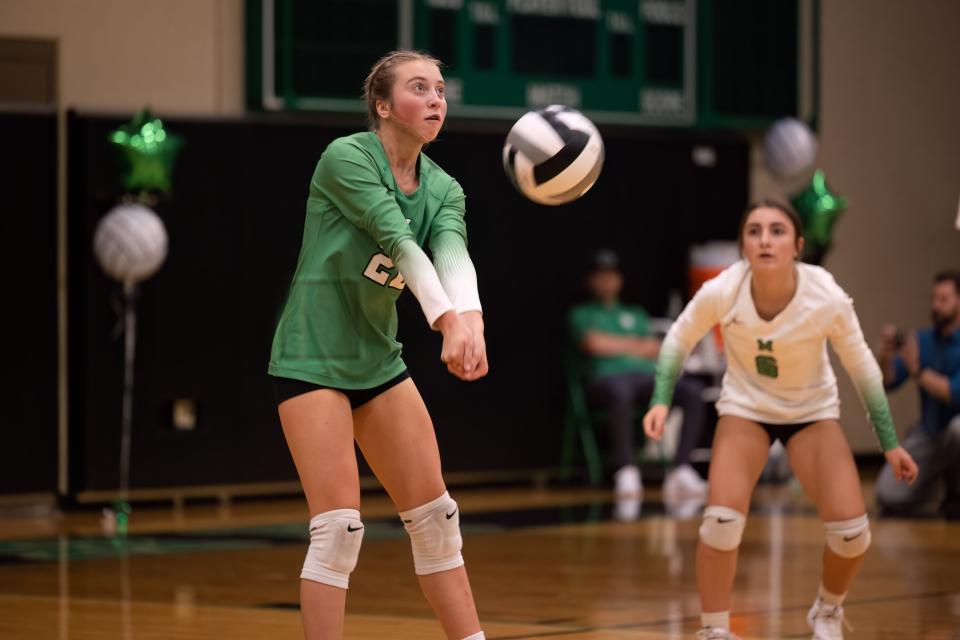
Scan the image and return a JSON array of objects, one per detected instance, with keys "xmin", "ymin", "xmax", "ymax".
[{"xmin": 757, "ymin": 339, "xmax": 774, "ymax": 352}]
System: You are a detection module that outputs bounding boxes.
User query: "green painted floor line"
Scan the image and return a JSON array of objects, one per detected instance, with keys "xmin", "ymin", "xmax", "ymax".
[
  {"xmin": 0, "ymin": 521, "xmax": 502, "ymax": 564},
  {"xmin": 0, "ymin": 537, "xmax": 275, "ymax": 562}
]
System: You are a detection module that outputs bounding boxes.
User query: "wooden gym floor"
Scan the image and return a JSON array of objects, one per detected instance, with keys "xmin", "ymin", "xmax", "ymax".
[{"xmin": 0, "ymin": 481, "xmax": 958, "ymax": 639}]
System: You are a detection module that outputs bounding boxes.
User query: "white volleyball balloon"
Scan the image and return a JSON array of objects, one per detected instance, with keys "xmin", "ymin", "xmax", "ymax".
[
  {"xmin": 763, "ymin": 117, "xmax": 817, "ymax": 179},
  {"xmin": 94, "ymin": 204, "xmax": 168, "ymax": 284}
]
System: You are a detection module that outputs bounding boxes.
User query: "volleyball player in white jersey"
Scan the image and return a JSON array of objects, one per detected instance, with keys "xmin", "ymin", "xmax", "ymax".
[{"xmin": 643, "ymin": 202, "xmax": 918, "ymax": 640}]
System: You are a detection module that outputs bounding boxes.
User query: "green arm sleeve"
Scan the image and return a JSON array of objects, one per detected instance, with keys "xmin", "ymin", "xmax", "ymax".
[
  {"xmin": 828, "ymin": 298, "xmax": 900, "ymax": 452},
  {"xmin": 650, "ymin": 336, "xmax": 687, "ymax": 407}
]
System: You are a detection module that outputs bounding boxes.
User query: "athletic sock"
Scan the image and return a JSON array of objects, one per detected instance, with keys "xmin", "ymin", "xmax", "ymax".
[
  {"xmin": 701, "ymin": 610, "xmax": 730, "ymax": 630},
  {"xmin": 818, "ymin": 583, "xmax": 846, "ymax": 607}
]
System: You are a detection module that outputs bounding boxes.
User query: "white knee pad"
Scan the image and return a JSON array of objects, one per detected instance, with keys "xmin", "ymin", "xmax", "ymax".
[
  {"xmin": 301, "ymin": 508, "xmax": 364, "ymax": 588},
  {"xmin": 400, "ymin": 491, "xmax": 464, "ymax": 575},
  {"xmin": 825, "ymin": 514, "xmax": 871, "ymax": 558},
  {"xmin": 699, "ymin": 506, "xmax": 746, "ymax": 551}
]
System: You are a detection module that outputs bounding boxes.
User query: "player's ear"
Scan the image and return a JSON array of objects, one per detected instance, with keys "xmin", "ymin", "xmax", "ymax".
[
  {"xmin": 376, "ymin": 98, "xmax": 391, "ymax": 120},
  {"xmin": 795, "ymin": 236, "xmax": 805, "ymax": 260}
]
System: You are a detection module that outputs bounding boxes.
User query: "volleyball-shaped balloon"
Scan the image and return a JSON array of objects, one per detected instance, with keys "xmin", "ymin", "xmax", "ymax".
[
  {"xmin": 94, "ymin": 204, "xmax": 168, "ymax": 285},
  {"xmin": 763, "ymin": 117, "xmax": 817, "ymax": 179},
  {"xmin": 503, "ymin": 105, "xmax": 604, "ymax": 206}
]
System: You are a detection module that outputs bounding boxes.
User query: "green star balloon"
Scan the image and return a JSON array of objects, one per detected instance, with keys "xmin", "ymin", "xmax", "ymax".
[
  {"xmin": 790, "ymin": 169, "xmax": 848, "ymax": 264},
  {"xmin": 109, "ymin": 109, "xmax": 184, "ymax": 194}
]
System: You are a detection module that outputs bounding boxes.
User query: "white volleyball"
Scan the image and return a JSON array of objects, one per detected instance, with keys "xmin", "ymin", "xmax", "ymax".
[
  {"xmin": 503, "ymin": 105, "xmax": 604, "ymax": 206},
  {"xmin": 94, "ymin": 204, "xmax": 168, "ymax": 284},
  {"xmin": 763, "ymin": 117, "xmax": 817, "ymax": 179}
]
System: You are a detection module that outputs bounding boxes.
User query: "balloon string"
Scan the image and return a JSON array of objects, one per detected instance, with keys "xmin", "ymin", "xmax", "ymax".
[{"xmin": 119, "ymin": 281, "xmax": 137, "ymax": 503}]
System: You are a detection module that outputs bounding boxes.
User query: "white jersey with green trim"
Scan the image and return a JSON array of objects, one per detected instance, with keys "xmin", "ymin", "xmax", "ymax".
[{"xmin": 653, "ymin": 260, "xmax": 899, "ymax": 451}]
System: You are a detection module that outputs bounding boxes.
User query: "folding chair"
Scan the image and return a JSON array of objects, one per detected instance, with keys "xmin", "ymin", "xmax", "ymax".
[{"xmin": 559, "ymin": 348, "xmax": 669, "ymax": 485}]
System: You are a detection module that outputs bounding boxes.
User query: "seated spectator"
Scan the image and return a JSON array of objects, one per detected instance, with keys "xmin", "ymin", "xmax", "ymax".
[
  {"xmin": 876, "ymin": 270, "xmax": 960, "ymax": 518},
  {"xmin": 568, "ymin": 249, "xmax": 708, "ymax": 499}
]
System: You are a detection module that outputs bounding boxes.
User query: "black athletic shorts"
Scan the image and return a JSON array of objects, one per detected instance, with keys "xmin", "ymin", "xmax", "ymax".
[
  {"xmin": 271, "ymin": 370, "xmax": 411, "ymax": 409},
  {"xmin": 758, "ymin": 421, "xmax": 816, "ymax": 445}
]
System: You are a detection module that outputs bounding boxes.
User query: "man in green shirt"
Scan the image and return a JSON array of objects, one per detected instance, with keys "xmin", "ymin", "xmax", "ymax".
[{"xmin": 569, "ymin": 250, "xmax": 708, "ymax": 500}]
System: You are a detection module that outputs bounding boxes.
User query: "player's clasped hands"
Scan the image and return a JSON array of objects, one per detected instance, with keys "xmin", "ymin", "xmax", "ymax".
[{"xmin": 437, "ymin": 310, "xmax": 489, "ymax": 381}]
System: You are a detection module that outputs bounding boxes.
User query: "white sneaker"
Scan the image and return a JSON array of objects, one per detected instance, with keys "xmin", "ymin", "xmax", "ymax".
[
  {"xmin": 613, "ymin": 465, "xmax": 642, "ymax": 497},
  {"xmin": 695, "ymin": 627, "xmax": 740, "ymax": 639},
  {"xmin": 807, "ymin": 598, "xmax": 851, "ymax": 639},
  {"xmin": 613, "ymin": 496, "xmax": 642, "ymax": 521},
  {"xmin": 664, "ymin": 495, "xmax": 703, "ymax": 520},
  {"xmin": 664, "ymin": 464, "xmax": 707, "ymax": 500}
]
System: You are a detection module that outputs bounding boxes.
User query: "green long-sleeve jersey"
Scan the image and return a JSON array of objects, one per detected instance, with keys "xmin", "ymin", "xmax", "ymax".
[{"xmin": 268, "ymin": 132, "xmax": 469, "ymax": 389}]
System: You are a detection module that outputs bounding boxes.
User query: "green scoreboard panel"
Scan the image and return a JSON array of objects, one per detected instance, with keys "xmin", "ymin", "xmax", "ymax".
[{"xmin": 246, "ymin": 0, "xmax": 818, "ymax": 128}]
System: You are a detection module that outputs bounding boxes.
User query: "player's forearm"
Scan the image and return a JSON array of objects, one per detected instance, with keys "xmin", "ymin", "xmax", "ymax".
[
  {"xmin": 833, "ymin": 335, "xmax": 901, "ymax": 451},
  {"xmin": 431, "ymin": 231, "xmax": 482, "ymax": 314},
  {"xmin": 393, "ymin": 238, "xmax": 455, "ymax": 327},
  {"xmin": 855, "ymin": 376, "xmax": 901, "ymax": 452},
  {"xmin": 841, "ymin": 344, "xmax": 900, "ymax": 451},
  {"xmin": 650, "ymin": 335, "xmax": 686, "ymax": 407}
]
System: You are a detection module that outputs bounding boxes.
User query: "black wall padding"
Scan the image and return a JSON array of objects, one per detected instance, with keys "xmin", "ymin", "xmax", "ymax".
[
  {"xmin": 0, "ymin": 111, "xmax": 58, "ymax": 495},
  {"xmin": 67, "ymin": 112, "xmax": 747, "ymax": 494}
]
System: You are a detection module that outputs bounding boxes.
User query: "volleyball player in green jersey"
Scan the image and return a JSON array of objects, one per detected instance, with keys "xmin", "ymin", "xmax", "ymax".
[{"xmin": 269, "ymin": 51, "xmax": 487, "ymax": 640}]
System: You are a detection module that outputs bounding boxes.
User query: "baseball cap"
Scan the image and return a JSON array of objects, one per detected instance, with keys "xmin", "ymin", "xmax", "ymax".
[{"xmin": 592, "ymin": 249, "xmax": 620, "ymax": 272}]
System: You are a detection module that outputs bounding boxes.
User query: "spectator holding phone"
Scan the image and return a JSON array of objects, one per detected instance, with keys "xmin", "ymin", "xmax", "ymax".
[{"xmin": 876, "ymin": 270, "xmax": 960, "ymax": 519}]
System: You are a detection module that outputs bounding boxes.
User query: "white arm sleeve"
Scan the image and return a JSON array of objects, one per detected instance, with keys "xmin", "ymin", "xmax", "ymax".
[
  {"xmin": 393, "ymin": 237, "xmax": 455, "ymax": 328},
  {"xmin": 431, "ymin": 231, "xmax": 482, "ymax": 314},
  {"xmin": 664, "ymin": 281, "xmax": 725, "ymax": 353}
]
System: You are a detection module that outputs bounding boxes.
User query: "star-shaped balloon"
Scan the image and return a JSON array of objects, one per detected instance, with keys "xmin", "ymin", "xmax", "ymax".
[
  {"xmin": 790, "ymin": 169, "xmax": 848, "ymax": 265},
  {"xmin": 109, "ymin": 109, "xmax": 184, "ymax": 195}
]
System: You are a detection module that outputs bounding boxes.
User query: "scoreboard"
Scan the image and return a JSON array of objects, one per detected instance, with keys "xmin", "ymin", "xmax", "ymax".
[{"xmin": 246, "ymin": 0, "xmax": 818, "ymax": 128}]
